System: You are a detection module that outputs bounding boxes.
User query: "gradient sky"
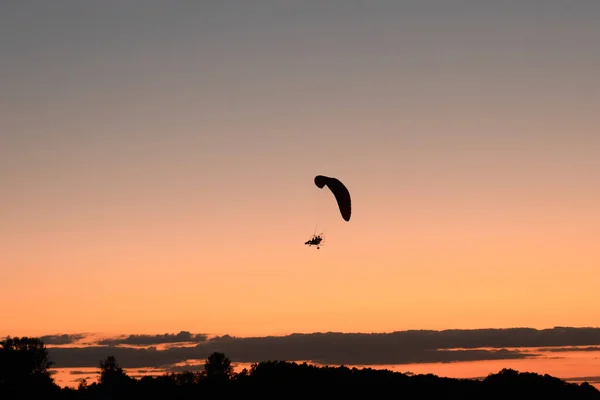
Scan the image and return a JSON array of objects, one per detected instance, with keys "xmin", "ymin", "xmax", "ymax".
[{"xmin": 2, "ymin": 1, "xmax": 600, "ymax": 338}]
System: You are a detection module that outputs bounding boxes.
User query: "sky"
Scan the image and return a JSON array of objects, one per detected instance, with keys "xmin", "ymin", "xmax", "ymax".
[{"xmin": 2, "ymin": 1, "xmax": 600, "ymax": 338}]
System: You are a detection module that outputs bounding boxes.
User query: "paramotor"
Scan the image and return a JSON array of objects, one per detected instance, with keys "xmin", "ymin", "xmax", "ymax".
[{"xmin": 314, "ymin": 175, "xmax": 351, "ymax": 222}]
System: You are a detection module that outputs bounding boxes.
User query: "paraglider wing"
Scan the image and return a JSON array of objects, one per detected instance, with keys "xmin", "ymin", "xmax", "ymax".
[{"xmin": 314, "ymin": 175, "xmax": 351, "ymax": 221}]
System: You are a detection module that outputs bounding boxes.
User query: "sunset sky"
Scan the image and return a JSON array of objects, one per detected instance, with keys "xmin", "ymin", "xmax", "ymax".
[{"xmin": 2, "ymin": 1, "xmax": 600, "ymax": 339}]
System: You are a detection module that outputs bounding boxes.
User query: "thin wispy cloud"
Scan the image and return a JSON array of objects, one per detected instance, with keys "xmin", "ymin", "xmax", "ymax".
[
  {"xmin": 538, "ymin": 346, "xmax": 600, "ymax": 352},
  {"xmin": 565, "ymin": 376, "xmax": 600, "ymax": 384},
  {"xmin": 97, "ymin": 331, "xmax": 208, "ymax": 346},
  {"xmin": 68, "ymin": 371, "xmax": 93, "ymax": 375},
  {"xmin": 39, "ymin": 334, "xmax": 86, "ymax": 345}
]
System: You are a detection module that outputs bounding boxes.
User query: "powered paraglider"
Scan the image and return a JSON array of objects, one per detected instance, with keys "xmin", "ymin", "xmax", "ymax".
[{"xmin": 314, "ymin": 175, "xmax": 351, "ymax": 222}]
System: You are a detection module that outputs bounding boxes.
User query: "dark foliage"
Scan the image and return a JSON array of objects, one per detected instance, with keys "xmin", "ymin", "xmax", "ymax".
[
  {"xmin": 1, "ymin": 337, "xmax": 599, "ymax": 399},
  {"xmin": 0, "ymin": 336, "xmax": 60, "ymax": 397}
]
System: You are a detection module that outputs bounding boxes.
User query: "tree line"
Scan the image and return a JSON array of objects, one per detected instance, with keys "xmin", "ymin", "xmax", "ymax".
[{"xmin": 1, "ymin": 336, "xmax": 599, "ymax": 399}]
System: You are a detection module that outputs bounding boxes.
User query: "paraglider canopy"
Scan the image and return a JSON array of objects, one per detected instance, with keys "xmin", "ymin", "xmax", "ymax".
[{"xmin": 314, "ymin": 175, "xmax": 351, "ymax": 221}]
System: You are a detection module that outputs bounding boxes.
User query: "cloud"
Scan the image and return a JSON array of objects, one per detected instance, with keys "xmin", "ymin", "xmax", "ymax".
[
  {"xmin": 198, "ymin": 332, "xmax": 537, "ymax": 365},
  {"xmin": 538, "ymin": 346, "xmax": 600, "ymax": 352},
  {"xmin": 40, "ymin": 334, "xmax": 86, "ymax": 345},
  {"xmin": 97, "ymin": 331, "xmax": 208, "ymax": 346},
  {"xmin": 163, "ymin": 364, "xmax": 206, "ymax": 373},
  {"xmin": 565, "ymin": 376, "xmax": 600, "ymax": 384},
  {"xmin": 49, "ymin": 345, "xmax": 197, "ymax": 368},
  {"xmin": 44, "ymin": 327, "xmax": 600, "ymax": 370},
  {"xmin": 1, "ymin": 333, "xmax": 86, "ymax": 345}
]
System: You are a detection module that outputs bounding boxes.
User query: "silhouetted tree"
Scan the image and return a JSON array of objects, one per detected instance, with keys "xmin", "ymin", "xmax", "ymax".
[
  {"xmin": 234, "ymin": 367, "xmax": 250, "ymax": 382},
  {"xmin": 76, "ymin": 377, "xmax": 88, "ymax": 390},
  {"xmin": 97, "ymin": 355, "xmax": 134, "ymax": 397},
  {"xmin": 170, "ymin": 370, "xmax": 201, "ymax": 386},
  {"xmin": 0, "ymin": 336, "xmax": 57, "ymax": 395},
  {"xmin": 203, "ymin": 352, "xmax": 233, "ymax": 382},
  {"xmin": 99, "ymin": 355, "xmax": 132, "ymax": 384}
]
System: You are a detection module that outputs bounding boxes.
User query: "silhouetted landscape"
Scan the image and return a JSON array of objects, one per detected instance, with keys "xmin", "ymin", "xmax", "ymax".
[{"xmin": 2, "ymin": 336, "xmax": 600, "ymax": 399}]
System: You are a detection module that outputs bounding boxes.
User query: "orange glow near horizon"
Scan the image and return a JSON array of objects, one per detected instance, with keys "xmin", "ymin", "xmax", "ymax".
[
  {"xmin": 2, "ymin": 1, "xmax": 600, "ymax": 347},
  {"xmin": 4, "ymin": 200, "xmax": 600, "ymax": 338},
  {"xmin": 49, "ymin": 349, "xmax": 600, "ymax": 390}
]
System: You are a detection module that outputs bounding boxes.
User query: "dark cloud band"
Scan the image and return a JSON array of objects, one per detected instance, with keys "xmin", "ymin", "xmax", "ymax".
[{"xmin": 45, "ymin": 327, "xmax": 600, "ymax": 369}]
